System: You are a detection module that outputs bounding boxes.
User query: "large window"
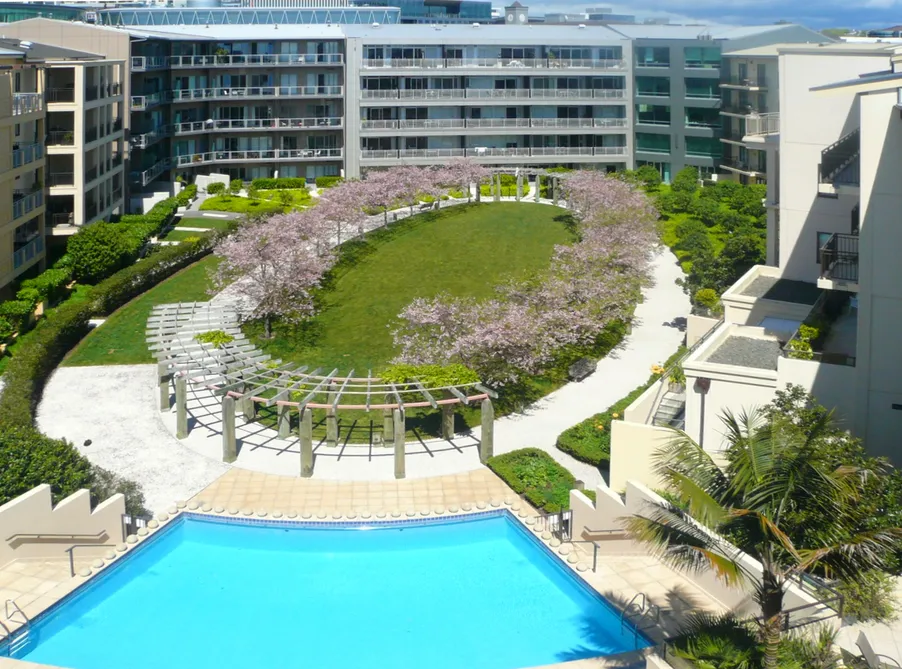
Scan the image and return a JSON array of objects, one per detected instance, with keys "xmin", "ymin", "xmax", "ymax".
[
  {"xmin": 636, "ymin": 76, "xmax": 670, "ymax": 97},
  {"xmin": 636, "ymin": 133, "xmax": 671, "ymax": 154},
  {"xmin": 636, "ymin": 104, "xmax": 670, "ymax": 126},
  {"xmin": 685, "ymin": 107, "xmax": 721, "ymax": 128},
  {"xmin": 685, "ymin": 136, "xmax": 722, "ymax": 158},
  {"xmin": 635, "ymin": 46, "xmax": 670, "ymax": 67},
  {"xmin": 684, "ymin": 46, "xmax": 720, "ymax": 69},
  {"xmin": 685, "ymin": 77, "xmax": 718, "ymax": 99}
]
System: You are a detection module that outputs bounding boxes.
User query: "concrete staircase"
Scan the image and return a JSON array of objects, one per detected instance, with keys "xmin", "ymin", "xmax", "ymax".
[{"xmin": 652, "ymin": 391, "xmax": 686, "ymax": 430}]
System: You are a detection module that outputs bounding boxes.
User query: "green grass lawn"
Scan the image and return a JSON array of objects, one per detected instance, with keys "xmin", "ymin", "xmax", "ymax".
[
  {"xmin": 159, "ymin": 229, "xmax": 212, "ymax": 242},
  {"xmin": 63, "ymin": 256, "xmax": 220, "ymax": 366},
  {"xmin": 175, "ymin": 218, "xmax": 234, "ymax": 231},
  {"xmin": 257, "ymin": 188, "xmax": 312, "ymax": 209},
  {"xmin": 200, "ymin": 195, "xmax": 284, "ymax": 215}
]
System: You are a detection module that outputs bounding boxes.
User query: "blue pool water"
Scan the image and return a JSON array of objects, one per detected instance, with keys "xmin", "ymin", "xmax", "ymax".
[{"xmin": 12, "ymin": 512, "xmax": 649, "ymax": 669}]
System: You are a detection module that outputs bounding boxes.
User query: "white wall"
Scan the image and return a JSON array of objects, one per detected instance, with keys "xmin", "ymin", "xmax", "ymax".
[
  {"xmin": 609, "ymin": 420, "xmax": 672, "ymax": 491},
  {"xmin": 777, "ymin": 355, "xmax": 857, "ymax": 430},
  {"xmin": 687, "ymin": 314, "xmax": 720, "ymax": 347}
]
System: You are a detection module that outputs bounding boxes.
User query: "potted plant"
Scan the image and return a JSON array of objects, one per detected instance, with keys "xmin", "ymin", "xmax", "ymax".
[
  {"xmin": 215, "ymin": 47, "xmax": 230, "ymax": 64},
  {"xmin": 668, "ymin": 364, "xmax": 686, "ymax": 393}
]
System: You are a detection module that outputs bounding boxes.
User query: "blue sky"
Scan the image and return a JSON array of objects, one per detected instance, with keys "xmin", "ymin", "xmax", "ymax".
[{"xmin": 531, "ymin": 0, "xmax": 899, "ymax": 29}]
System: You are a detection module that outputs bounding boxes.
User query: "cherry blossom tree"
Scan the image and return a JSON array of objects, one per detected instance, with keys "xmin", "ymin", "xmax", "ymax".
[
  {"xmin": 211, "ymin": 211, "xmax": 335, "ymax": 338},
  {"xmin": 442, "ymin": 157, "xmax": 491, "ymax": 202},
  {"xmin": 358, "ymin": 169, "xmax": 409, "ymax": 225},
  {"xmin": 316, "ymin": 179, "xmax": 371, "ymax": 244}
]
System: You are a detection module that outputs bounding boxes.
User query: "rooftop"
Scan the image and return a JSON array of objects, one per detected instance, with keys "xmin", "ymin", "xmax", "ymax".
[
  {"xmin": 739, "ymin": 277, "xmax": 822, "ymax": 305},
  {"xmin": 0, "ymin": 36, "xmax": 101, "ymax": 60},
  {"xmin": 706, "ymin": 335, "xmax": 782, "ymax": 371},
  {"xmin": 722, "ymin": 42, "xmax": 801, "ymax": 57},
  {"xmin": 778, "ymin": 41, "xmax": 897, "ymax": 55}
]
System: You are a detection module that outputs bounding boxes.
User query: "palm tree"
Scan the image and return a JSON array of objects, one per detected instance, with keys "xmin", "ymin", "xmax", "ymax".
[{"xmin": 624, "ymin": 408, "xmax": 901, "ymax": 669}]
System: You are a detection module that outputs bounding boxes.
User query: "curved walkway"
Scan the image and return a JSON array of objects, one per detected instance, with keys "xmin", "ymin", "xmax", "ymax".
[{"xmin": 36, "ymin": 244, "xmax": 687, "ymax": 511}]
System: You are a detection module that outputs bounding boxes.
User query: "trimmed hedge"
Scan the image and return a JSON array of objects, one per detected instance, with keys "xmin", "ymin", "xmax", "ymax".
[
  {"xmin": 20, "ymin": 268, "xmax": 71, "ymax": 305},
  {"xmin": 486, "ymin": 448, "xmax": 576, "ymax": 512},
  {"xmin": 0, "ymin": 300, "xmax": 34, "ymax": 333},
  {"xmin": 207, "ymin": 182, "xmax": 225, "ymax": 195},
  {"xmin": 315, "ymin": 175, "xmax": 343, "ymax": 189},
  {"xmin": 251, "ymin": 177, "xmax": 306, "ymax": 190},
  {"xmin": 555, "ymin": 347, "xmax": 687, "ymax": 467}
]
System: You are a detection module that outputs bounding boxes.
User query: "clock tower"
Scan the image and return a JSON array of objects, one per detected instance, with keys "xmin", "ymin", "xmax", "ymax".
[{"xmin": 504, "ymin": 1, "xmax": 528, "ymax": 24}]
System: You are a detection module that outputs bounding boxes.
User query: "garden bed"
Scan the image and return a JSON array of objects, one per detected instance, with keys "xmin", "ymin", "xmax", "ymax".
[{"xmin": 486, "ymin": 448, "xmax": 577, "ymax": 513}]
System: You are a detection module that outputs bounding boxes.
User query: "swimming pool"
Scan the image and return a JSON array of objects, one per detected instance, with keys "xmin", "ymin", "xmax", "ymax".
[{"xmin": 8, "ymin": 511, "xmax": 650, "ymax": 669}]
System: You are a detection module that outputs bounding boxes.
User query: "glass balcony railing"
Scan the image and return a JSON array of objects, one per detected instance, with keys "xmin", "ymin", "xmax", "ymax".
[
  {"xmin": 12, "ymin": 190, "xmax": 44, "ymax": 221},
  {"xmin": 12, "ymin": 144, "xmax": 44, "ymax": 169},
  {"xmin": 170, "ymin": 86, "xmax": 343, "ymax": 102},
  {"xmin": 168, "ymin": 53, "xmax": 344, "ymax": 68},
  {"xmin": 131, "ymin": 56, "xmax": 166, "ymax": 71},
  {"xmin": 173, "ymin": 148, "xmax": 343, "ymax": 167},
  {"xmin": 360, "ymin": 88, "xmax": 626, "ymax": 102},
  {"xmin": 359, "ymin": 118, "xmax": 628, "ymax": 131},
  {"xmin": 13, "ymin": 236, "xmax": 44, "ymax": 270},
  {"xmin": 171, "ymin": 117, "xmax": 343, "ymax": 135},
  {"xmin": 361, "ymin": 146, "xmax": 628, "ymax": 161},
  {"xmin": 12, "ymin": 93, "xmax": 43, "ymax": 116},
  {"xmin": 361, "ymin": 57, "xmax": 626, "ymax": 70}
]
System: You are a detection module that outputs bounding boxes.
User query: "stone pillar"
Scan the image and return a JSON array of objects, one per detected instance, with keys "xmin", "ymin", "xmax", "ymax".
[
  {"xmin": 237, "ymin": 382, "xmax": 255, "ymax": 422},
  {"xmin": 300, "ymin": 408, "xmax": 314, "ymax": 477},
  {"xmin": 393, "ymin": 408, "xmax": 406, "ymax": 479},
  {"xmin": 480, "ymin": 398, "xmax": 494, "ymax": 464},
  {"xmin": 222, "ymin": 396, "xmax": 237, "ymax": 463},
  {"xmin": 475, "ymin": 180, "xmax": 481, "ymax": 202},
  {"xmin": 383, "ymin": 394, "xmax": 394, "ymax": 447},
  {"xmin": 493, "ymin": 173, "xmax": 500, "ymax": 202},
  {"xmin": 277, "ymin": 403, "xmax": 292, "ymax": 438},
  {"xmin": 158, "ymin": 363, "xmax": 171, "ymax": 411},
  {"xmin": 326, "ymin": 384, "xmax": 338, "ymax": 447},
  {"xmin": 551, "ymin": 177, "xmax": 558, "ymax": 205},
  {"xmin": 516, "ymin": 173, "xmax": 523, "ymax": 201},
  {"xmin": 441, "ymin": 403, "xmax": 455, "ymax": 440},
  {"xmin": 175, "ymin": 375, "xmax": 188, "ymax": 439},
  {"xmin": 534, "ymin": 175, "xmax": 541, "ymax": 202}
]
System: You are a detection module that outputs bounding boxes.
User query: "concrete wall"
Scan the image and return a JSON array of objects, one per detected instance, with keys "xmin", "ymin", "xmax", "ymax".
[
  {"xmin": 196, "ymin": 173, "xmax": 230, "ymax": 193},
  {"xmin": 720, "ymin": 265, "xmax": 813, "ymax": 326},
  {"xmin": 855, "ymin": 88, "xmax": 902, "ymax": 464},
  {"xmin": 686, "ymin": 314, "xmax": 720, "ymax": 347},
  {"xmin": 609, "ymin": 419, "xmax": 672, "ymax": 491},
  {"xmin": 0, "ymin": 485, "xmax": 126, "ymax": 567},
  {"xmin": 777, "ymin": 355, "xmax": 857, "ymax": 430}
]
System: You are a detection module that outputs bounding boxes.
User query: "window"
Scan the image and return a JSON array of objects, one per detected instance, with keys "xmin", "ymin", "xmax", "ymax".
[
  {"xmin": 816, "ymin": 232, "xmax": 833, "ymax": 263},
  {"xmin": 685, "ymin": 136, "xmax": 722, "ymax": 158},
  {"xmin": 636, "ymin": 76, "xmax": 670, "ymax": 97},
  {"xmin": 636, "ymin": 133, "xmax": 670, "ymax": 154},
  {"xmin": 685, "ymin": 77, "xmax": 717, "ymax": 99},
  {"xmin": 757, "ymin": 63, "xmax": 767, "ymax": 86},
  {"xmin": 685, "ymin": 46, "xmax": 720, "ymax": 68},
  {"xmin": 635, "ymin": 46, "xmax": 670, "ymax": 67},
  {"xmin": 636, "ymin": 104, "xmax": 670, "ymax": 126},
  {"xmin": 685, "ymin": 107, "xmax": 720, "ymax": 128}
]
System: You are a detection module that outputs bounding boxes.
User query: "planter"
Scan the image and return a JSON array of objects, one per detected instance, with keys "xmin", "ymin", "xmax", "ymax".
[
  {"xmin": 177, "ymin": 206, "xmax": 188, "ymax": 213},
  {"xmin": 34, "ymin": 302, "xmax": 45, "ymax": 318},
  {"xmin": 668, "ymin": 382, "xmax": 686, "ymax": 394}
]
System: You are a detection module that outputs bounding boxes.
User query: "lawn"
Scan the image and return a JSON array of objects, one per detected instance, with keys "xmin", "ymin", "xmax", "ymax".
[
  {"xmin": 174, "ymin": 218, "xmax": 234, "ymax": 231},
  {"xmin": 257, "ymin": 188, "xmax": 313, "ymax": 209},
  {"xmin": 200, "ymin": 195, "xmax": 284, "ymax": 215},
  {"xmin": 159, "ymin": 229, "xmax": 212, "ymax": 242},
  {"xmin": 63, "ymin": 256, "xmax": 220, "ymax": 366}
]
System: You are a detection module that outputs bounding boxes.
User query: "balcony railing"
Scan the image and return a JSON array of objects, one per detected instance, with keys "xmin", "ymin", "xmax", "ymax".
[
  {"xmin": 170, "ymin": 86, "xmax": 343, "ymax": 102},
  {"xmin": 636, "ymin": 61, "xmax": 670, "ymax": 68},
  {"xmin": 361, "ymin": 88, "xmax": 626, "ymax": 102},
  {"xmin": 173, "ymin": 148, "xmax": 343, "ymax": 167},
  {"xmin": 720, "ymin": 157, "xmax": 765, "ymax": 174},
  {"xmin": 48, "ymin": 172, "xmax": 75, "ymax": 187},
  {"xmin": 52, "ymin": 212, "xmax": 74, "ymax": 227},
  {"xmin": 12, "ymin": 190, "xmax": 44, "ymax": 221},
  {"xmin": 685, "ymin": 61, "xmax": 720, "ymax": 69},
  {"xmin": 685, "ymin": 91, "xmax": 720, "ymax": 99},
  {"xmin": 720, "ymin": 76, "xmax": 767, "ymax": 89},
  {"xmin": 168, "ymin": 53, "xmax": 344, "ymax": 68},
  {"xmin": 131, "ymin": 158, "xmax": 171, "ymax": 187},
  {"xmin": 636, "ymin": 89, "xmax": 670, "ymax": 98},
  {"xmin": 745, "ymin": 112, "xmax": 780, "ymax": 137},
  {"xmin": 360, "ymin": 117, "xmax": 628, "ymax": 131},
  {"xmin": 171, "ymin": 117, "xmax": 342, "ymax": 135},
  {"xmin": 12, "ymin": 143, "xmax": 44, "ymax": 169},
  {"xmin": 131, "ymin": 126, "xmax": 171, "ymax": 149},
  {"xmin": 131, "ymin": 56, "xmax": 166, "ymax": 71},
  {"xmin": 46, "ymin": 88, "xmax": 76, "ymax": 103},
  {"xmin": 13, "ymin": 236, "xmax": 44, "ymax": 271},
  {"xmin": 131, "ymin": 92, "xmax": 170, "ymax": 111},
  {"xmin": 361, "ymin": 57, "xmax": 626, "ymax": 71},
  {"xmin": 361, "ymin": 146, "xmax": 628, "ymax": 161},
  {"xmin": 820, "ymin": 233, "xmax": 858, "ymax": 283},
  {"xmin": 13, "ymin": 92, "xmax": 43, "ymax": 116},
  {"xmin": 685, "ymin": 118, "xmax": 721, "ymax": 128},
  {"xmin": 86, "ymin": 83, "xmax": 122, "ymax": 101}
]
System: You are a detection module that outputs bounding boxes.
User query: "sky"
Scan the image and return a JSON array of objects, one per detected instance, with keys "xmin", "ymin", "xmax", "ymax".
[{"xmin": 531, "ymin": 0, "xmax": 900, "ymax": 30}]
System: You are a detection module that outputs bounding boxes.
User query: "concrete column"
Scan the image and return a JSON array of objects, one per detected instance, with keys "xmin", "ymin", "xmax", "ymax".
[
  {"xmin": 175, "ymin": 375, "xmax": 188, "ymax": 439},
  {"xmin": 158, "ymin": 362, "xmax": 171, "ymax": 411},
  {"xmin": 222, "ymin": 396, "xmax": 237, "ymax": 463},
  {"xmin": 393, "ymin": 408, "xmax": 405, "ymax": 479},
  {"xmin": 534, "ymin": 175, "xmax": 541, "ymax": 202},
  {"xmin": 383, "ymin": 394, "xmax": 394, "ymax": 447},
  {"xmin": 475, "ymin": 180, "xmax": 481, "ymax": 202},
  {"xmin": 300, "ymin": 408, "xmax": 314, "ymax": 477},
  {"xmin": 516, "ymin": 173, "xmax": 523, "ymax": 201},
  {"xmin": 277, "ymin": 403, "xmax": 292, "ymax": 438},
  {"xmin": 480, "ymin": 398, "xmax": 494, "ymax": 464},
  {"xmin": 441, "ymin": 403, "xmax": 455, "ymax": 440},
  {"xmin": 551, "ymin": 177, "xmax": 558, "ymax": 205},
  {"xmin": 493, "ymin": 173, "xmax": 500, "ymax": 202},
  {"xmin": 326, "ymin": 383, "xmax": 338, "ymax": 447}
]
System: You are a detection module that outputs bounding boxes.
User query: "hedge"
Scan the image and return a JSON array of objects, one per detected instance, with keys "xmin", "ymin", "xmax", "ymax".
[
  {"xmin": 20, "ymin": 268, "xmax": 71, "ymax": 305},
  {"xmin": 207, "ymin": 182, "xmax": 226, "ymax": 195},
  {"xmin": 0, "ymin": 300, "xmax": 34, "ymax": 333},
  {"xmin": 486, "ymin": 448, "xmax": 576, "ymax": 512},
  {"xmin": 315, "ymin": 175, "xmax": 343, "ymax": 189},
  {"xmin": 555, "ymin": 347, "xmax": 687, "ymax": 467},
  {"xmin": 251, "ymin": 177, "xmax": 306, "ymax": 190}
]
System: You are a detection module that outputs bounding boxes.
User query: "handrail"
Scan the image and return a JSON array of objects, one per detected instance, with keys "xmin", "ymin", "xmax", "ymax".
[
  {"xmin": 5, "ymin": 531, "xmax": 105, "ymax": 542},
  {"xmin": 4, "ymin": 601, "xmax": 29, "ymax": 627},
  {"xmin": 621, "ymin": 592, "xmax": 646, "ymax": 626},
  {"xmin": 0, "ymin": 618, "xmax": 11, "ymax": 646},
  {"xmin": 568, "ymin": 540, "xmax": 601, "ymax": 572},
  {"xmin": 66, "ymin": 543, "xmax": 114, "ymax": 577}
]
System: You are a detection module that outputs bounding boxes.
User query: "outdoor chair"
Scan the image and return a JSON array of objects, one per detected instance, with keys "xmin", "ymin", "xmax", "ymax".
[{"xmin": 857, "ymin": 631, "xmax": 902, "ymax": 669}]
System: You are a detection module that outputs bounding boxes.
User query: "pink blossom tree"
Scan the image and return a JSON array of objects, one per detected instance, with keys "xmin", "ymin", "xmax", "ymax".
[
  {"xmin": 358, "ymin": 169, "xmax": 409, "ymax": 224},
  {"xmin": 441, "ymin": 157, "xmax": 491, "ymax": 202},
  {"xmin": 211, "ymin": 211, "xmax": 335, "ymax": 338},
  {"xmin": 316, "ymin": 179, "xmax": 371, "ymax": 244}
]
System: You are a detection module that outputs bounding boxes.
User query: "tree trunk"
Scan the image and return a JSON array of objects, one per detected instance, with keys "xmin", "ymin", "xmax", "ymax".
[
  {"xmin": 758, "ymin": 575, "xmax": 785, "ymax": 669},
  {"xmin": 264, "ymin": 316, "xmax": 272, "ymax": 339}
]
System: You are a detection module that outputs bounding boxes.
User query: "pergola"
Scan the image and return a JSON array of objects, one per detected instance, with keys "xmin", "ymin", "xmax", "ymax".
[
  {"xmin": 147, "ymin": 302, "xmax": 497, "ymax": 479},
  {"xmin": 477, "ymin": 167, "xmax": 574, "ymax": 207}
]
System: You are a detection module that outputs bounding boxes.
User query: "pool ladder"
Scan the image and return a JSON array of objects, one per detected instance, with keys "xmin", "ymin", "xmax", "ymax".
[
  {"xmin": 620, "ymin": 592, "xmax": 660, "ymax": 648},
  {"xmin": 3, "ymin": 599, "xmax": 32, "ymax": 657}
]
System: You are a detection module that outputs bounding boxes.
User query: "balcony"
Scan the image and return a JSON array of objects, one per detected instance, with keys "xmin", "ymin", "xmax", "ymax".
[
  {"xmin": 131, "ymin": 56, "xmax": 166, "ymax": 71},
  {"xmin": 13, "ymin": 236, "xmax": 44, "ymax": 271},
  {"xmin": 720, "ymin": 76, "xmax": 767, "ymax": 90},
  {"xmin": 171, "ymin": 117, "xmax": 342, "ymax": 136},
  {"xmin": 744, "ymin": 112, "xmax": 780, "ymax": 141},
  {"xmin": 86, "ymin": 83, "xmax": 122, "ymax": 101},
  {"xmin": 818, "ymin": 128, "xmax": 860, "ymax": 195},
  {"xmin": 361, "ymin": 57, "xmax": 626, "ymax": 71},
  {"xmin": 131, "ymin": 92, "xmax": 170, "ymax": 111},
  {"xmin": 11, "ymin": 144, "xmax": 44, "ymax": 169},
  {"xmin": 13, "ymin": 93, "xmax": 43, "ymax": 116},
  {"xmin": 12, "ymin": 190, "xmax": 44, "ymax": 221},
  {"xmin": 167, "ymin": 53, "xmax": 344, "ymax": 68},
  {"xmin": 360, "ymin": 88, "xmax": 626, "ymax": 104},
  {"xmin": 132, "ymin": 126, "xmax": 171, "ymax": 149},
  {"xmin": 720, "ymin": 157, "xmax": 766, "ymax": 177},
  {"xmin": 47, "ymin": 131, "xmax": 75, "ymax": 146},
  {"xmin": 131, "ymin": 158, "xmax": 171, "ymax": 187},
  {"xmin": 47, "ymin": 172, "xmax": 76, "ymax": 188},
  {"xmin": 170, "ymin": 86, "xmax": 343, "ymax": 103},
  {"xmin": 360, "ymin": 145, "xmax": 627, "ymax": 163},
  {"xmin": 173, "ymin": 148, "xmax": 343, "ymax": 167},
  {"xmin": 46, "ymin": 88, "xmax": 75, "ymax": 103},
  {"xmin": 819, "ymin": 233, "xmax": 859, "ymax": 289},
  {"xmin": 635, "ymin": 61, "xmax": 670, "ymax": 68},
  {"xmin": 51, "ymin": 212, "xmax": 74, "ymax": 228},
  {"xmin": 360, "ymin": 117, "xmax": 628, "ymax": 133}
]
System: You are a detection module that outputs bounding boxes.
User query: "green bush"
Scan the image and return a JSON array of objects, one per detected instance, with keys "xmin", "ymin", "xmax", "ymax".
[
  {"xmin": 315, "ymin": 175, "xmax": 343, "ymax": 189},
  {"xmin": 0, "ymin": 300, "xmax": 34, "ymax": 333},
  {"xmin": 206, "ymin": 182, "xmax": 225, "ymax": 195},
  {"xmin": 486, "ymin": 448, "xmax": 576, "ymax": 512},
  {"xmin": 379, "ymin": 363, "xmax": 479, "ymax": 387},
  {"xmin": 20, "ymin": 268, "xmax": 72, "ymax": 305},
  {"xmin": 836, "ymin": 570, "xmax": 898, "ymax": 622},
  {"xmin": 199, "ymin": 196, "xmax": 284, "ymax": 215},
  {"xmin": 15, "ymin": 287, "xmax": 40, "ymax": 309},
  {"xmin": 229, "ymin": 179, "xmax": 243, "ymax": 195},
  {"xmin": 174, "ymin": 184, "xmax": 197, "ymax": 207},
  {"xmin": 67, "ymin": 222, "xmax": 133, "ymax": 283},
  {"xmin": 0, "ymin": 316, "xmax": 14, "ymax": 341},
  {"xmin": 195, "ymin": 330, "xmax": 235, "ymax": 348},
  {"xmin": 694, "ymin": 288, "xmax": 721, "ymax": 313},
  {"xmin": 251, "ymin": 177, "xmax": 306, "ymax": 190},
  {"xmin": 479, "ymin": 183, "xmax": 531, "ymax": 197}
]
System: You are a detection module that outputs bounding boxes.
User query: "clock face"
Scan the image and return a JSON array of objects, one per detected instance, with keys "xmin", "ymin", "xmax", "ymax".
[
  {"xmin": 519, "ymin": 13, "xmax": 525, "ymax": 20},
  {"xmin": 507, "ymin": 13, "xmax": 514, "ymax": 20}
]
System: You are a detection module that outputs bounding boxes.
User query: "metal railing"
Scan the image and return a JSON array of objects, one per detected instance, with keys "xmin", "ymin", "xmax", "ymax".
[
  {"xmin": 535, "ymin": 510, "xmax": 572, "ymax": 541},
  {"xmin": 361, "ymin": 146, "xmax": 627, "ymax": 161},
  {"xmin": 361, "ymin": 117, "xmax": 627, "ymax": 131},
  {"xmin": 172, "ymin": 117, "xmax": 342, "ymax": 135},
  {"xmin": 11, "ymin": 144, "xmax": 43, "ymax": 169},
  {"xmin": 12, "ymin": 93, "xmax": 42, "ymax": 116},
  {"xmin": 168, "ymin": 53, "xmax": 344, "ymax": 68},
  {"xmin": 362, "ymin": 88, "xmax": 626, "ymax": 102},
  {"xmin": 781, "ymin": 292, "xmax": 857, "ymax": 367},
  {"xmin": 635, "ymin": 61, "xmax": 671, "ymax": 68},
  {"xmin": 131, "ymin": 55, "xmax": 166, "ymax": 71},
  {"xmin": 46, "ymin": 88, "xmax": 75, "ymax": 103},
  {"xmin": 133, "ymin": 158, "xmax": 171, "ymax": 186},
  {"xmin": 170, "ymin": 86, "xmax": 343, "ymax": 102},
  {"xmin": 636, "ymin": 89, "xmax": 670, "ymax": 98},
  {"xmin": 12, "ymin": 191, "xmax": 43, "ymax": 221},
  {"xmin": 122, "ymin": 513, "xmax": 152, "ymax": 538},
  {"xmin": 721, "ymin": 76, "xmax": 767, "ymax": 88},
  {"xmin": 820, "ymin": 232, "xmax": 858, "ymax": 283},
  {"xmin": 130, "ymin": 92, "xmax": 170, "ymax": 110},
  {"xmin": 47, "ymin": 172, "xmax": 75, "ymax": 187},
  {"xmin": 52, "ymin": 212, "xmax": 74, "ymax": 227},
  {"xmin": 362, "ymin": 57, "xmax": 626, "ymax": 70},
  {"xmin": 47, "ymin": 130, "xmax": 75, "ymax": 146},
  {"xmin": 745, "ymin": 112, "xmax": 780, "ymax": 136},
  {"xmin": 720, "ymin": 157, "xmax": 765, "ymax": 174},
  {"xmin": 174, "ymin": 148, "xmax": 342, "ymax": 167},
  {"xmin": 132, "ymin": 126, "xmax": 170, "ymax": 148},
  {"xmin": 12, "ymin": 236, "xmax": 44, "ymax": 270}
]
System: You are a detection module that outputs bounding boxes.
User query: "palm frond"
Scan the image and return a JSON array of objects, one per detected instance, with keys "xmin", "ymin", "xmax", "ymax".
[
  {"xmin": 654, "ymin": 429, "xmax": 730, "ymax": 502},
  {"xmin": 666, "ymin": 469, "xmax": 731, "ymax": 530},
  {"xmin": 794, "ymin": 526, "xmax": 902, "ymax": 580}
]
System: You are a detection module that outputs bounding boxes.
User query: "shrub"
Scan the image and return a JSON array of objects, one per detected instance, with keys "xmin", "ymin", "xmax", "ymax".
[
  {"xmin": 486, "ymin": 448, "xmax": 576, "ymax": 512},
  {"xmin": 479, "ymin": 183, "xmax": 531, "ymax": 197},
  {"xmin": 174, "ymin": 184, "xmax": 197, "ymax": 207},
  {"xmin": 199, "ymin": 196, "xmax": 284, "ymax": 215},
  {"xmin": 315, "ymin": 175, "xmax": 343, "ymax": 189},
  {"xmin": 207, "ymin": 182, "xmax": 225, "ymax": 195},
  {"xmin": 277, "ymin": 190, "xmax": 294, "ymax": 207},
  {"xmin": 836, "ymin": 570, "xmax": 898, "ymax": 622},
  {"xmin": 671, "ymin": 166, "xmax": 700, "ymax": 194},
  {"xmin": 195, "ymin": 330, "xmax": 235, "ymax": 348},
  {"xmin": 0, "ymin": 300, "xmax": 34, "ymax": 333},
  {"xmin": 229, "ymin": 179, "xmax": 243, "ymax": 195},
  {"xmin": 88, "ymin": 465, "xmax": 148, "ymax": 516},
  {"xmin": 15, "ymin": 287, "xmax": 40, "ymax": 309},
  {"xmin": 0, "ymin": 316, "xmax": 14, "ymax": 341},
  {"xmin": 251, "ymin": 177, "xmax": 306, "ymax": 190},
  {"xmin": 694, "ymin": 288, "xmax": 721, "ymax": 313},
  {"xmin": 379, "ymin": 363, "xmax": 478, "ymax": 387},
  {"xmin": 634, "ymin": 164, "xmax": 662, "ymax": 191},
  {"xmin": 21, "ymin": 268, "xmax": 72, "ymax": 305},
  {"xmin": 67, "ymin": 222, "xmax": 133, "ymax": 283}
]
